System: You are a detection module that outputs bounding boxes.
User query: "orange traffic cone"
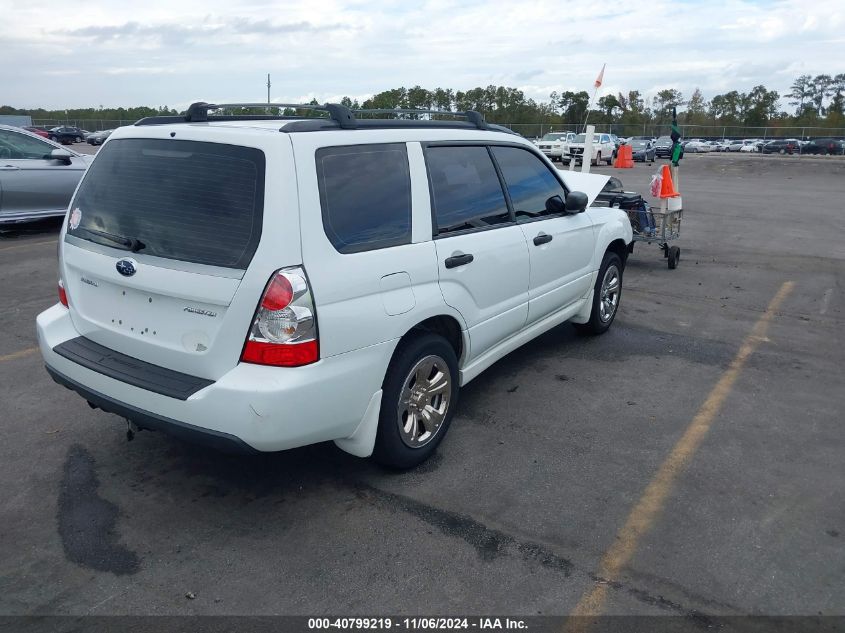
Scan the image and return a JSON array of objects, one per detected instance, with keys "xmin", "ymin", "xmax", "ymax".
[
  {"xmin": 614, "ymin": 144, "xmax": 634, "ymax": 168},
  {"xmin": 658, "ymin": 164, "xmax": 680, "ymax": 198}
]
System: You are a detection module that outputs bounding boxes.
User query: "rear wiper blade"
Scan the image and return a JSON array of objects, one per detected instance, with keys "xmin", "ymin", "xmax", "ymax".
[{"xmin": 74, "ymin": 227, "xmax": 145, "ymax": 252}]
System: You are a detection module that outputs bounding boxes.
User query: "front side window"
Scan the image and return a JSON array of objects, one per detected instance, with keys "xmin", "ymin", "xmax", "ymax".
[
  {"xmin": 491, "ymin": 146, "xmax": 567, "ymax": 223},
  {"xmin": 425, "ymin": 145, "xmax": 510, "ymax": 235},
  {"xmin": 316, "ymin": 144, "xmax": 412, "ymax": 254},
  {"xmin": 0, "ymin": 129, "xmax": 54, "ymax": 159}
]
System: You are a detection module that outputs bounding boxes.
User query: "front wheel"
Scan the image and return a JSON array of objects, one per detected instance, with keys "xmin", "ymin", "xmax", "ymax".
[
  {"xmin": 373, "ymin": 333, "xmax": 459, "ymax": 469},
  {"xmin": 574, "ymin": 252, "xmax": 623, "ymax": 335},
  {"xmin": 593, "ymin": 152, "xmax": 601, "ymax": 166}
]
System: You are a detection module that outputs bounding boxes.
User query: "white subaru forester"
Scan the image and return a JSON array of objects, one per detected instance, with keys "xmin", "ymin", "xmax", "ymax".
[{"xmin": 37, "ymin": 102, "xmax": 632, "ymax": 468}]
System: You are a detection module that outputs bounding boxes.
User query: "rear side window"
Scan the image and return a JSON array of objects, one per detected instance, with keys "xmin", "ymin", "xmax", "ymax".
[
  {"xmin": 67, "ymin": 139, "xmax": 264, "ymax": 269},
  {"xmin": 425, "ymin": 145, "xmax": 511, "ymax": 235},
  {"xmin": 491, "ymin": 146, "xmax": 567, "ymax": 222},
  {"xmin": 316, "ymin": 144, "xmax": 411, "ymax": 254}
]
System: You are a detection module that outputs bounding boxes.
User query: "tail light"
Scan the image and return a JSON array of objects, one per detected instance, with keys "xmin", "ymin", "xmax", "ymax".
[
  {"xmin": 241, "ymin": 267, "xmax": 319, "ymax": 367},
  {"xmin": 58, "ymin": 279, "xmax": 68, "ymax": 307}
]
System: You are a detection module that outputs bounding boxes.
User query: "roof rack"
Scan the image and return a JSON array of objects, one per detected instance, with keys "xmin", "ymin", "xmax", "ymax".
[{"xmin": 134, "ymin": 101, "xmax": 515, "ymax": 135}]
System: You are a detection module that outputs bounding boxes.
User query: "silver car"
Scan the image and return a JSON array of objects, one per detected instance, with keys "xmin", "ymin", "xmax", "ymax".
[{"xmin": 0, "ymin": 124, "xmax": 92, "ymax": 224}]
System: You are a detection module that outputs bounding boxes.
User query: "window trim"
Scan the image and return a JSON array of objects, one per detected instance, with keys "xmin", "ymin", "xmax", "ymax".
[
  {"xmin": 0, "ymin": 127, "xmax": 56, "ymax": 159},
  {"xmin": 316, "ymin": 142, "xmax": 413, "ymax": 255}
]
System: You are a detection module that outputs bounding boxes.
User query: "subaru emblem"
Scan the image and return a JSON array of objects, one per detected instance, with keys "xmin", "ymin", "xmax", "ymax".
[{"xmin": 116, "ymin": 258, "xmax": 137, "ymax": 277}]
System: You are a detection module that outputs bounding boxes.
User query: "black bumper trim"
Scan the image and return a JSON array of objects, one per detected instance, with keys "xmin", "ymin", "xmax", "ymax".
[
  {"xmin": 53, "ymin": 336, "xmax": 213, "ymax": 400},
  {"xmin": 45, "ymin": 365, "xmax": 258, "ymax": 454}
]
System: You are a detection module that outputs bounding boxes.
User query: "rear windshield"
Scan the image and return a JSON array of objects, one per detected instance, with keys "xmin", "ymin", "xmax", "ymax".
[{"xmin": 67, "ymin": 138, "xmax": 265, "ymax": 269}]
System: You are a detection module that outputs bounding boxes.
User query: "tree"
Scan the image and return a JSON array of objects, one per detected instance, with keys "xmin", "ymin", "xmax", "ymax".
[
  {"xmin": 597, "ymin": 94, "xmax": 621, "ymax": 118},
  {"xmin": 743, "ymin": 85, "xmax": 780, "ymax": 126},
  {"xmin": 788, "ymin": 75, "xmax": 813, "ymax": 114},
  {"xmin": 809, "ymin": 74, "xmax": 833, "ymax": 115},
  {"xmin": 652, "ymin": 89, "xmax": 684, "ymax": 123},
  {"xmin": 683, "ymin": 88, "xmax": 709, "ymax": 125}
]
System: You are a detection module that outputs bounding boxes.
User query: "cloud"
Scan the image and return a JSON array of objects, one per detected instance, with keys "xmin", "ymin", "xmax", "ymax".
[{"xmin": 0, "ymin": 0, "xmax": 841, "ymax": 110}]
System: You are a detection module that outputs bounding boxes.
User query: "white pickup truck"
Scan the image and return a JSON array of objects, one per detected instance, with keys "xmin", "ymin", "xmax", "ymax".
[
  {"xmin": 565, "ymin": 133, "xmax": 616, "ymax": 166},
  {"xmin": 537, "ymin": 131, "xmax": 575, "ymax": 162}
]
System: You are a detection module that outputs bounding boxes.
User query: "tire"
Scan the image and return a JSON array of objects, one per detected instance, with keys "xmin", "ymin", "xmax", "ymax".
[
  {"xmin": 574, "ymin": 251, "xmax": 623, "ymax": 336},
  {"xmin": 668, "ymin": 246, "xmax": 680, "ymax": 269},
  {"xmin": 76, "ymin": 136, "xmax": 82, "ymax": 143},
  {"xmin": 606, "ymin": 153, "xmax": 613, "ymax": 165},
  {"xmin": 373, "ymin": 333, "xmax": 459, "ymax": 469},
  {"xmin": 593, "ymin": 152, "xmax": 601, "ymax": 167}
]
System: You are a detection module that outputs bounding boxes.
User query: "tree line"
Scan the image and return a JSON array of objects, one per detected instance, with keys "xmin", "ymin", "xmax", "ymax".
[{"xmin": 2, "ymin": 73, "xmax": 842, "ymax": 135}]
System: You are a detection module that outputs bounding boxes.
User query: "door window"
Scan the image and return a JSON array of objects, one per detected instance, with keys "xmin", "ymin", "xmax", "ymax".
[
  {"xmin": 425, "ymin": 145, "xmax": 511, "ymax": 236},
  {"xmin": 316, "ymin": 143, "xmax": 412, "ymax": 254},
  {"xmin": 490, "ymin": 146, "xmax": 567, "ymax": 223},
  {"xmin": 0, "ymin": 128, "xmax": 54, "ymax": 160}
]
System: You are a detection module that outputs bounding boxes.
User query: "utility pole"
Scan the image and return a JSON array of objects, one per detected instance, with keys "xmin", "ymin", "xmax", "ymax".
[{"xmin": 267, "ymin": 74, "xmax": 271, "ymax": 104}]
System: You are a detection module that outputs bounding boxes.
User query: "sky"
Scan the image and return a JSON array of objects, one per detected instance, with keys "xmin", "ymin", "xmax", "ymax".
[{"xmin": 0, "ymin": 0, "xmax": 842, "ymax": 111}]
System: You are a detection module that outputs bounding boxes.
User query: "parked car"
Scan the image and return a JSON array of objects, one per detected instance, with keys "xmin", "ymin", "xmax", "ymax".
[
  {"xmin": 35, "ymin": 102, "xmax": 632, "ymax": 469},
  {"xmin": 653, "ymin": 136, "xmax": 674, "ymax": 158},
  {"xmin": 48, "ymin": 126, "xmax": 87, "ymax": 145},
  {"xmin": 762, "ymin": 139, "xmax": 801, "ymax": 154},
  {"xmin": 628, "ymin": 139, "xmax": 656, "ymax": 162},
  {"xmin": 684, "ymin": 139, "xmax": 712, "ymax": 153},
  {"xmin": 565, "ymin": 132, "xmax": 616, "ymax": 166},
  {"xmin": 537, "ymin": 131, "xmax": 574, "ymax": 161},
  {"xmin": 802, "ymin": 138, "xmax": 845, "ymax": 155},
  {"xmin": 0, "ymin": 124, "xmax": 93, "ymax": 223},
  {"xmin": 23, "ymin": 126, "xmax": 50, "ymax": 138},
  {"xmin": 739, "ymin": 141, "xmax": 758, "ymax": 153},
  {"xmin": 87, "ymin": 129, "xmax": 114, "ymax": 146}
]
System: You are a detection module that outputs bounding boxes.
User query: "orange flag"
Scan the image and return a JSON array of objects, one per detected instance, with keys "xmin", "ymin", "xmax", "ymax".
[{"xmin": 594, "ymin": 64, "xmax": 606, "ymax": 89}]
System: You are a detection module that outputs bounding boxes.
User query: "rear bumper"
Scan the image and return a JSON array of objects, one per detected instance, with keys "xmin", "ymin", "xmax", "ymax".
[
  {"xmin": 37, "ymin": 304, "xmax": 392, "ymax": 453},
  {"xmin": 46, "ymin": 365, "xmax": 256, "ymax": 453}
]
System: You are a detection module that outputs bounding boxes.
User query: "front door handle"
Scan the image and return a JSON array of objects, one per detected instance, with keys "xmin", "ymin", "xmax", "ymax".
[
  {"xmin": 445, "ymin": 253, "xmax": 474, "ymax": 269},
  {"xmin": 533, "ymin": 232, "xmax": 553, "ymax": 246}
]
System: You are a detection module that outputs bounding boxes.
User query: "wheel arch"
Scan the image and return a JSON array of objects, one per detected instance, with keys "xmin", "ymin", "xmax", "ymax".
[{"xmin": 399, "ymin": 314, "xmax": 466, "ymax": 366}]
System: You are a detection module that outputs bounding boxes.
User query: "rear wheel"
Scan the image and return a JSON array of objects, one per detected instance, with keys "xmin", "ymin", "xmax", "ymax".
[
  {"xmin": 593, "ymin": 151, "xmax": 601, "ymax": 166},
  {"xmin": 373, "ymin": 333, "xmax": 459, "ymax": 469},
  {"xmin": 574, "ymin": 252, "xmax": 623, "ymax": 336}
]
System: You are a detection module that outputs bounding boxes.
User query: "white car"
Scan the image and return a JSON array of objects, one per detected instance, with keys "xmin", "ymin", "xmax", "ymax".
[
  {"xmin": 684, "ymin": 139, "xmax": 711, "ymax": 153},
  {"xmin": 536, "ymin": 131, "xmax": 574, "ymax": 161},
  {"xmin": 565, "ymin": 133, "xmax": 616, "ymax": 166},
  {"xmin": 739, "ymin": 141, "xmax": 758, "ymax": 152},
  {"xmin": 36, "ymin": 102, "xmax": 632, "ymax": 469}
]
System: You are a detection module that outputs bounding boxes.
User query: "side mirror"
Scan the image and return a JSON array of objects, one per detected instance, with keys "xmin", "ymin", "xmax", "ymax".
[
  {"xmin": 565, "ymin": 191, "xmax": 588, "ymax": 213},
  {"xmin": 49, "ymin": 148, "xmax": 73, "ymax": 165},
  {"xmin": 545, "ymin": 195, "xmax": 566, "ymax": 214}
]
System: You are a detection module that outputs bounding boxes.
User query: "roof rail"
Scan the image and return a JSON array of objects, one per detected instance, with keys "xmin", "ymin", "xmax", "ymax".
[
  {"xmin": 135, "ymin": 102, "xmax": 357, "ymax": 128},
  {"xmin": 353, "ymin": 108, "xmax": 489, "ymax": 130},
  {"xmin": 133, "ymin": 101, "xmax": 510, "ymax": 135}
]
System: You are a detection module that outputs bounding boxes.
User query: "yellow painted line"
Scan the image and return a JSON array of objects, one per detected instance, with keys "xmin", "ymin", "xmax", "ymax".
[
  {"xmin": 0, "ymin": 240, "xmax": 57, "ymax": 253},
  {"xmin": 0, "ymin": 347, "xmax": 39, "ymax": 362},
  {"xmin": 569, "ymin": 280, "xmax": 795, "ymax": 625}
]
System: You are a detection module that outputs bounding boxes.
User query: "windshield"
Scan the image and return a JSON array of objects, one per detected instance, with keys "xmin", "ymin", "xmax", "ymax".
[
  {"xmin": 631, "ymin": 140, "xmax": 648, "ymax": 147},
  {"xmin": 541, "ymin": 133, "xmax": 565, "ymax": 141},
  {"xmin": 572, "ymin": 134, "xmax": 600, "ymax": 143}
]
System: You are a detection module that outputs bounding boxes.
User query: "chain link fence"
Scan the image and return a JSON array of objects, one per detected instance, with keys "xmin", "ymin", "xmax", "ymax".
[
  {"xmin": 500, "ymin": 123, "xmax": 845, "ymax": 141},
  {"xmin": 29, "ymin": 118, "xmax": 845, "ymax": 140}
]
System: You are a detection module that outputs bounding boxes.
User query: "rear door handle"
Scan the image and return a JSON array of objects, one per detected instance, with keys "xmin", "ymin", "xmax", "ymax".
[
  {"xmin": 533, "ymin": 233, "xmax": 553, "ymax": 246},
  {"xmin": 445, "ymin": 253, "xmax": 474, "ymax": 269}
]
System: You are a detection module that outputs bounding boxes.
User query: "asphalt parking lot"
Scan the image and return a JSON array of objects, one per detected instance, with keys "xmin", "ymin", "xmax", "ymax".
[{"xmin": 1, "ymin": 153, "xmax": 843, "ymax": 625}]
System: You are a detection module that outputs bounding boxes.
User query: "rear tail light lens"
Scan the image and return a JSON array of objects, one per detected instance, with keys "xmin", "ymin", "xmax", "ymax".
[
  {"xmin": 241, "ymin": 267, "xmax": 318, "ymax": 367},
  {"xmin": 58, "ymin": 279, "xmax": 68, "ymax": 307}
]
